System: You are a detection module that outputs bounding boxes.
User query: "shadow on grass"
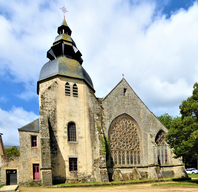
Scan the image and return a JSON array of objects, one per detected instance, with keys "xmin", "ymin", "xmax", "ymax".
[
  {"xmin": 153, "ymin": 177, "xmax": 198, "ymax": 187},
  {"xmin": 172, "ymin": 177, "xmax": 191, "ymax": 181}
]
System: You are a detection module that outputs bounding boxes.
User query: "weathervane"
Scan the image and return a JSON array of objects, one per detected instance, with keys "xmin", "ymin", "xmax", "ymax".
[{"xmin": 122, "ymin": 74, "xmax": 124, "ymax": 78}]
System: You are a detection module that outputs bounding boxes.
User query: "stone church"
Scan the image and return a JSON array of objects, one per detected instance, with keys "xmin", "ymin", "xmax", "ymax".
[{"xmin": 0, "ymin": 18, "xmax": 186, "ymax": 186}]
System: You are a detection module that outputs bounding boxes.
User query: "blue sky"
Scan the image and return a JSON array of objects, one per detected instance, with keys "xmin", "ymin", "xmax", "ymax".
[{"xmin": 0, "ymin": 0, "xmax": 198, "ymax": 145}]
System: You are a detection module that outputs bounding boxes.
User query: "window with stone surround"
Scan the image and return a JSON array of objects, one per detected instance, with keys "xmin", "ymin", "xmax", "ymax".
[
  {"xmin": 68, "ymin": 122, "xmax": 76, "ymax": 142},
  {"xmin": 65, "ymin": 82, "xmax": 70, "ymax": 96},
  {"xmin": 155, "ymin": 130, "xmax": 168, "ymax": 165},
  {"xmin": 109, "ymin": 114, "xmax": 141, "ymax": 166},
  {"xmin": 31, "ymin": 135, "xmax": 37, "ymax": 147},
  {"xmin": 73, "ymin": 84, "xmax": 78, "ymax": 97},
  {"xmin": 69, "ymin": 158, "xmax": 78, "ymax": 171}
]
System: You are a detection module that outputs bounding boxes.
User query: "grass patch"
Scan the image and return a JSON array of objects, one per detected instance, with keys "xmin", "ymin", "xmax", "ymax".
[
  {"xmin": 0, "ymin": 186, "xmax": 4, "ymax": 188},
  {"xmin": 55, "ymin": 182, "xmax": 100, "ymax": 186},
  {"xmin": 189, "ymin": 174, "xmax": 198, "ymax": 178},
  {"xmin": 53, "ymin": 177, "xmax": 191, "ymax": 188},
  {"xmin": 53, "ymin": 178, "xmax": 174, "ymax": 187},
  {"xmin": 153, "ymin": 182, "xmax": 198, "ymax": 187},
  {"xmin": 153, "ymin": 177, "xmax": 198, "ymax": 188}
]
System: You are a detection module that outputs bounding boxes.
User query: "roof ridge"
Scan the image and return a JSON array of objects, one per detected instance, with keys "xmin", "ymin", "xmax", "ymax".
[{"xmin": 102, "ymin": 78, "xmax": 125, "ymax": 101}]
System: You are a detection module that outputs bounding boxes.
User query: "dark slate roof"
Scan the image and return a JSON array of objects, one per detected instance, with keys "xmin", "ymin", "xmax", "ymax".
[
  {"xmin": 38, "ymin": 56, "xmax": 94, "ymax": 91},
  {"xmin": 18, "ymin": 119, "xmax": 39, "ymax": 133}
]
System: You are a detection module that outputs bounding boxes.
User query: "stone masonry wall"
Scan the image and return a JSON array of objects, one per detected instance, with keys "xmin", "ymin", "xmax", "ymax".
[
  {"xmin": 88, "ymin": 90, "xmax": 109, "ymax": 182},
  {"xmin": 0, "ymin": 130, "xmax": 40, "ymax": 185},
  {"xmin": 19, "ymin": 131, "xmax": 41, "ymax": 184},
  {"xmin": 39, "ymin": 76, "xmax": 108, "ymax": 184},
  {"xmin": 102, "ymin": 78, "xmax": 184, "ymax": 179}
]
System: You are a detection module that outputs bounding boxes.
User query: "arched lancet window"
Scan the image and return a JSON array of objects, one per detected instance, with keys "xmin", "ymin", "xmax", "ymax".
[
  {"xmin": 73, "ymin": 84, "xmax": 78, "ymax": 97},
  {"xmin": 109, "ymin": 114, "xmax": 141, "ymax": 166},
  {"xmin": 68, "ymin": 122, "xmax": 76, "ymax": 142},
  {"xmin": 65, "ymin": 82, "xmax": 70, "ymax": 96},
  {"xmin": 155, "ymin": 130, "xmax": 168, "ymax": 165}
]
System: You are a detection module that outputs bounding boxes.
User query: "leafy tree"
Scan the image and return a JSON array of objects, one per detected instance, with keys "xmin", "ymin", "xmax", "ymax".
[
  {"xmin": 5, "ymin": 146, "xmax": 20, "ymax": 157},
  {"xmin": 166, "ymin": 83, "xmax": 198, "ymax": 165},
  {"xmin": 157, "ymin": 113, "xmax": 173, "ymax": 129}
]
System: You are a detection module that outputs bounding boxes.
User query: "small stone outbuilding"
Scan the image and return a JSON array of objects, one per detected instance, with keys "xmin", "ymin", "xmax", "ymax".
[{"xmin": 0, "ymin": 17, "xmax": 187, "ymax": 186}]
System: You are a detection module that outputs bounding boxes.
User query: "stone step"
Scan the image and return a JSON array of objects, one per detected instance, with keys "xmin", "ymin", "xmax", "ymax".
[{"xmin": 0, "ymin": 185, "xmax": 18, "ymax": 192}]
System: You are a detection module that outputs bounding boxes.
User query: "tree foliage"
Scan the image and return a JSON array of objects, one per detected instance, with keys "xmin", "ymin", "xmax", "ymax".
[
  {"xmin": 5, "ymin": 146, "xmax": 20, "ymax": 157},
  {"xmin": 157, "ymin": 113, "xmax": 173, "ymax": 129},
  {"xmin": 166, "ymin": 83, "xmax": 198, "ymax": 163}
]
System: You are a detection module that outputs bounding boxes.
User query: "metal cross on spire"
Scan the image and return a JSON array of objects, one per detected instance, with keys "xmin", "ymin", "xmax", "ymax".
[{"xmin": 60, "ymin": 6, "xmax": 68, "ymax": 18}]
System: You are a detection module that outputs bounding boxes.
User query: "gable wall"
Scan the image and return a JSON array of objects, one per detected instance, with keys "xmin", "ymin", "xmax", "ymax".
[{"xmin": 102, "ymin": 79, "xmax": 171, "ymax": 166}]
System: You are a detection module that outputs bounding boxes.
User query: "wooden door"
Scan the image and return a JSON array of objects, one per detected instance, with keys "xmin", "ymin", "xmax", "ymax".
[
  {"xmin": 33, "ymin": 164, "xmax": 40, "ymax": 180},
  {"xmin": 6, "ymin": 170, "xmax": 17, "ymax": 185}
]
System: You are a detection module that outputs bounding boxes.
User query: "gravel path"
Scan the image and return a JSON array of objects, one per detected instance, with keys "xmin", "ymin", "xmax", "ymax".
[{"xmin": 18, "ymin": 183, "xmax": 198, "ymax": 192}]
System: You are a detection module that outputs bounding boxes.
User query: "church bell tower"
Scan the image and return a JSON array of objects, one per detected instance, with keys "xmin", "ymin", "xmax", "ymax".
[{"xmin": 37, "ymin": 17, "xmax": 104, "ymax": 185}]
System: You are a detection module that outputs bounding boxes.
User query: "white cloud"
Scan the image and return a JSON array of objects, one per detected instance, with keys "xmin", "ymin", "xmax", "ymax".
[
  {"xmin": 0, "ymin": 107, "xmax": 38, "ymax": 146},
  {"xmin": 0, "ymin": 0, "xmax": 198, "ymax": 118}
]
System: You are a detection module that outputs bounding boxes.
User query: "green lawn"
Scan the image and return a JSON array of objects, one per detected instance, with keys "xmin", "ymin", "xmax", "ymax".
[
  {"xmin": 152, "ymin": 175, "xmax": 198, "ymax": 187},
  {"xmin": 189, "ymin": 174, "xmax": 198, "ymax": 178},
  {"xmin": 53, "ymin": 177, "xmax": 194, "ymax": 188},
  {"xmin": 55, "ymin": 182, "xmax": 100, "ymax": 186},
  {"xmin": 54, "ymin": 178, "xmax": 173, "ymax": 187},
  {"xmin": 153, "ymin": 182, "xmax": 198, "ymax": 187}
]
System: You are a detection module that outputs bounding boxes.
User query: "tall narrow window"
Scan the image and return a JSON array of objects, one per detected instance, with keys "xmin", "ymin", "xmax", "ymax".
[
  {"xmin": 65, "ymin": 82, "xmax": 70, "ymax": 96},
  {"xmin": 134, "ymin": 151, "xmax": 137, "ymax": 164},
  {"xmin": 69, "ymin": 158, "xmax": 78, "ymax": 171},
  {"xmin": 127, "ymin": 151, "xmax": 129, "ymax": 164},
  {"xmin": 118, "ymin": 151, "xmax": 121, "ymax": 165},
  {"xmin": 31, "ymin": 136, "xmax": 37, "ymax": 147},
  {"xmin": 73, "ymin": 84, "xmax": 78, "ymax": 97},
  {"xmin": 68, "ymin": 122, "xmax": 76, "ymax": 142},
  {"xmin": 137, "ymin": 151, "xmax": 140, "ymax": 164},
  {"xmin": 114, "ymin": 151, "xmax": 117, "ymax": 165},
  {"xmin": 130, "ymin": 152, "xmax": 133, "ymax": 164},
  {"xmin": 155, "ymin": 130, "xmax": 168, "ymax": 165}
]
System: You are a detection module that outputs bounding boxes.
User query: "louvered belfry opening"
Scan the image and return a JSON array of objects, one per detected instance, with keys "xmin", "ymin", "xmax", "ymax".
[
  {"xmin": 65, "ymin": 82, "xmax": 70, "ymax": 96},
  {"xmin": 46, "ymin": 18, "xmax": 83, "ymax": 64},
  {"xmin": 73, "ymin": 84, "xmax": 78, "ymax": 97}
]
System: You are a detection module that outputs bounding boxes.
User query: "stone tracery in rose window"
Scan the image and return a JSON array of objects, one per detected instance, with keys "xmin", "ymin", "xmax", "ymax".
[{"xmin": 109, "ymin": 114, "xmax": 141, "ymax": 166}]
